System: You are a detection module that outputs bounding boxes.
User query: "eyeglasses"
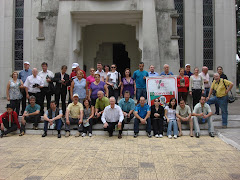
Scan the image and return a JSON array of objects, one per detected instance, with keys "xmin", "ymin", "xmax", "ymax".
[{"xmin": 111, "ymin": 67, "xmax": 116, "ymax": 69}]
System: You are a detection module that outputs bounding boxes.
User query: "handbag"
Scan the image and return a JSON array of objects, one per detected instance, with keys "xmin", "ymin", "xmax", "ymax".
[{"xmin": 223, "ymin": 79, "xmax": 235, "ymax": 103}]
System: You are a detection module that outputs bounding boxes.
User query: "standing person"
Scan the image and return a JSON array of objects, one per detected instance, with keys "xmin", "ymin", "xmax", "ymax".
[
  {"xmin": 42, "ymin": 101, "xmax": 63, "ymax": 138},
  {"xmin": 95, "ymin": 62, "xmax": 105, "ymax": 81},
  {"xmin": 6, "ymin": 72, "xmax": 24, "ymax": 115},
  {"xmin": 215, "ymin": 66, "xmax": 228, "ymax": 115},
  {"xmin": 118, "ymin": 91, "xmax": 135, "ymax": 123},
  {"xmin": 120, "ymin": 68, "xmax": 136, "ymax": 99},
  {"xmin": 82, "ymin": 99, "xmax": 94, "ymax": 137},
  {"xmin": 52, "ymin": 65, "xmax": 70, "ymax": 116},
  {"xmin": 189, "ymin": 67, "xmax": 205, "ymax": 108},
  {"xmin": 0, "ymin": 104, "xmax": 20, "ymax": 138},
  {"xmin": 106, "ymin": 64, "xmax": 121, "ymax": 102},
  {"xmin": 176, "ymin": 99, "xmax": 193, "ymax": 137},
  {"xmin": 89, "ymin": 74, "xmax": 108, "ymax": 106},
  {"xmin": 24, "ymin": 68, "xmax": 44, "ymax": 106},
  {"xmin": 151, "ymin": 98, "xmax": 164, "ymax": 138},
  {"xmin": 86, "ymin": 68, "xmax": 95, "ymax": 90},
  {"xmin": 165, "ymin": 98, "xmax": 178, "ymax": 139},
  {"xmin": 133, "ymin": 96, "xmax": 152, "ymax": 138},
  {"xmin": 18, "ymin": 61, "xmax": 32, "ymax": 115},
  {"xmin": 207, "ymin": 73, "xmax": 233, "ymax": 128},
  {"xmin": 192, "ymin": 95, "xmax": 214, "ymax": 138},
  {"xmin": 65, "ymin": 94, "xmax": 84, "ymax": 137},
  {"xmin": 38, "ymin": 62, "xmax": 54, "ymax": 116},
  {"xmin": 103, "ymin": 65, "xmax": 110, "ymax": 82},
  {"xmin": 160, "ymin": 64, "xmax": 174, "ymax": 76},
  {"xmin": 184, "ymin": 64, "xmax": 193, "ymax": 77},
  {"xmin": 19, "ymin": 96, "xmax": 41, "ymax": 136},
  {"xmin": 177, "ymin": 68, "xmax": 189, "ymax": 103},
  {"xmin": 133, "ymin": 62, "xmax": 149, "ymax": 101},
  {"xmin": 199, "ymin": 66, "xmax": 210, "ymax": 97},
  {"xmin": 148, "ymin": 65, "xmax": 159, "ymax": 77},
  {"xmin": 70, "ymin": 70, "xmax": 88, "ymax": 104},
  {"xmin": 101, "ymin": 97, "xmax": 124, "ymax": 138}
]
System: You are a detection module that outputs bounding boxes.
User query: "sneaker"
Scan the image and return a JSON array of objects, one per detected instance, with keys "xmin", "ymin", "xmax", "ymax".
[
  {"xmin": 168, "ymin": 135, "xmax": 172, "ymax": 139},
  {"xmin": 159, "ymin": 134, "xmax": 163, "ymax": 138},
  {"xmin": 58, "ymin": 134, "xmax": 61, "ymax": 138},
  {"xmin": 118, "ymin": 134, "xmax": 122, "ymax": 139},
  {"xmin": 147, "ymin": 133, "xmax": 152, "ymax": 138},
  {"xmin": 75, "ymin": 131, "xmax": 80, "ymax": 137},
  {"xmin": 174, "ymin": 135, "xmax": 177, "ymax": 139},
  {"xmin": 19, "ymin": 132, "xmax": 25, "ymax": 136},
  {"xmin": 0, "ymin": 133, "xmax": 3, "ymax": 138},
  {"xmin": 134, "ymin": 133, "xmax": 138, "ymax": 138},
  {"xmin": 89, "ymin": 133, "xmax": 92, "ymax": 137},
  {"xmin": 209, "ymin": 132, "xmax": 215, "ymax": 137},
  {"xmin": 65, "ymin": 131, "xmax": 70, "ymax": 137},
  {"xmin": 82, "ymin": 133, "xmax": 86, "ymax": 137},
  {"xmin": 155, "ymin": 134, "xmax": 159, "ymax": 138},
  {"xmin": 42, "ymin": 133, "xmax": 47, "ymax": 137}
]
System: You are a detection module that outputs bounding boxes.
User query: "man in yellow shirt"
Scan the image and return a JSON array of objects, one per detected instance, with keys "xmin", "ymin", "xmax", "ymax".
[
  {"xmin": 65, "ymin": 94, "xmax": 84, "ymax": 137},
  {"xmin": 206, "ymin": 73, "xmax": 233, "ymax": 128}
]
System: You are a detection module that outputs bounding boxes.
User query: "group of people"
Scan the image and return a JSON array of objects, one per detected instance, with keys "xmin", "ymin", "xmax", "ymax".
[{"xmin": 0, "ymin": 61, "xmax": 233, "ymax": 139}]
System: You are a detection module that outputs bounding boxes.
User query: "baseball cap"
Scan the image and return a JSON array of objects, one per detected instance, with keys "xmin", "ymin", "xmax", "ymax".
[
  {"xmin": 185, "ymin": 64, "xmax": 191, "ymax": 67},
  {"xmin": 72, "ymin": 63, "xmax": 79, "ymax": 69},
  {"xmin": 73, "ymin": 94, "xmax": 79, "ymax": 98},
  {"xmin": 24, "ymin": 61, "xmax": 30, "ymax": 65}
]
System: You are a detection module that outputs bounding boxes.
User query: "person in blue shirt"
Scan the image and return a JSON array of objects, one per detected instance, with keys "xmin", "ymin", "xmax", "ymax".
[
  {"xmin": 132, "ymin": 62, "xmax": 149, "ymax": 101},
  {"xmin": 148, "ymin": 65, "xmax": 159, "ymax": 77},
  {"xmin": 160, "ymin": 64, "xmax": 174, "ymax": 76},
  {"xmin": 118, "ymin": 91, "xmax": 135, "ymax": 123},
  {"xmin": 133, "ymin": 96, "xmax": 151, "ymax": 138},
  {"xmin": 184, "ymin": 64, "xmax": 193, "ymax": 77},
  {"xmin": 18, "ymin": 61, "xmax": 32, "ymax": 115}
]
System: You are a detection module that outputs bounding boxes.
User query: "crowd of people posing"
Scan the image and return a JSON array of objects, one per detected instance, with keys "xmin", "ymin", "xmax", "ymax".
[{"xmin": 0, "ymin": 61, "xmax": 233, "ymax": 139}]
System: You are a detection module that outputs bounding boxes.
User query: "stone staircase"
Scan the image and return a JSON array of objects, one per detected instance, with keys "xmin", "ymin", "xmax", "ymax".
[{"xmin": 11, "ymin": 115, "xmax": 240, "ymax": 137}]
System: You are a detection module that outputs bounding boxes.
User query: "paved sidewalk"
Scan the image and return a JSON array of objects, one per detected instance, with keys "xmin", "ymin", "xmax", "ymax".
[{"xmin": 0, "ymin": 135, "xmax": 240, "ymax": 180}]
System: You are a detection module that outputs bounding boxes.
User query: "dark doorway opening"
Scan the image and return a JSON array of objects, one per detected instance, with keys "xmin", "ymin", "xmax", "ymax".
[{"xmin": 113, "ymin": 43, "xmax": 130, "ymax": 77}]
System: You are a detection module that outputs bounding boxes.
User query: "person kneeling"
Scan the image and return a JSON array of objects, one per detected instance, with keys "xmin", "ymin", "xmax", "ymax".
[
  {"xmin": 192, "ymin": 95, "xmax": 214, "ymax": 138},
  {"xmin": 65, "ymin": 94, "xmax": 84, "ymax": 137},
  {"xmin": 20, "ymin": 96, "xmax": 41, "ymax": 136},
  {"xmin": 101, "ymin": 97, "xmax": 124, "ymax": 139},
  {"xmin": 42, "ymin": 101, "xmax": 63, "ymax": 138},
  {"xmin": 0, "ymin": 104, "xmax": 20, "ymax": 138}
]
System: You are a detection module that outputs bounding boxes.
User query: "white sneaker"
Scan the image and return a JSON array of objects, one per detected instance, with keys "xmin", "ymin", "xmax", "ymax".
[
  {"xmin": 159, "ymin": 134, "xmax": 163, "ymax": 138},
  {"xmin": 168, "ymin": 135, "xmax": 172, "ymax": 139},
  {"xmin": 82, "ymin": 133, "xmax": 86, "ymax": 137},
  {"xmin": 89, "ymin": 133, "xmax": 92, "ymax": 137},
  {"xmin": 174, "ymin": 135, "xmax": 177, "ymax": 139},
  {"xmin": 155, "ymin": 134, "xmax": 159, "ymax": 138}
]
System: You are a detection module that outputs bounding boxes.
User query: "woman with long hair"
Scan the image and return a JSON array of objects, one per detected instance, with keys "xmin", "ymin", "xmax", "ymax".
[{"xmin": 120, "ymin": 68, "xmax": 136, "ymax": 99}]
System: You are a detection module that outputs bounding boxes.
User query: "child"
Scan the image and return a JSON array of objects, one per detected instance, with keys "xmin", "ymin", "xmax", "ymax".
[{"xmin": 165, "ymin": 98, "xmax": 178, "ymax": 139}]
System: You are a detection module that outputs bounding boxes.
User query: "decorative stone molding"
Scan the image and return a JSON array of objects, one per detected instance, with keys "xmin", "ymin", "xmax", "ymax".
[
  {"xmin": 36, "ymin": 12, "xmax": 46, "ymax": 40},
  {"xmin": 170, "ymin": 13, "xmax": 180, "ymax": 39}
]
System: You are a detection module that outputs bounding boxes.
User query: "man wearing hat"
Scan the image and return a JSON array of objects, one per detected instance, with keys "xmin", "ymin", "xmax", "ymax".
[
  {"xmin": 18, "ymin": 61, "xmax": 32, "ymax": 115},
  {"xmin": 65, "ymin": 93, "xmax": 84, "ymax": 137},
  {"xmin": 0, "ymin": 104, "xmax": 20, "ymax": 138},
  {"xmin": 184, "ymin": 64, "xmax": 193, "ymax": 77}
]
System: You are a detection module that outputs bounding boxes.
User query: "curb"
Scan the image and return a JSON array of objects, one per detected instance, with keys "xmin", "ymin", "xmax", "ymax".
[{"xmin": 217, "ymin": 131, "xmax": 240, "ymax": 151}]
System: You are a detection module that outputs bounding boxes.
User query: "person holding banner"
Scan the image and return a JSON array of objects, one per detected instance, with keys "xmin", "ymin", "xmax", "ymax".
[
  {"xmin": 150, "ymin": 98, "xmax": 165, "ymax": 138},
  {"xmin": 160, "ymin": 64, "xmax": 174, "ymax": 76},
  {"xmin": 165, "ymin": 98, "xmax": 178, "ymax": 139}
]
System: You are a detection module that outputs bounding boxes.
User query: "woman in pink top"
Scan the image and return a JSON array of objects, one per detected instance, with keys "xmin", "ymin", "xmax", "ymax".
[{"xmin": 86, "ymin": 68, "xmax": 95, "ymax": 89}]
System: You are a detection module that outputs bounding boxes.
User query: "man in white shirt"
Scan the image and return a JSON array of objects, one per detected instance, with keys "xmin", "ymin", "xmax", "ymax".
[
  {"xmin": 24, "ymin": 68, "xmax": 44, "ymax": 106},
  {"xmin": 192, "ymin": 95, "xmax": 214, "ymax": 138},
  {"xmin": 95, "ymin": 62, "xmax": 105, "ymax": 81},
  {"xmin": 38, "ymin": 62, "xmax": 54, "ymax": 115},
  {"xmin": 199, "ymin": 66, "xmax": 210, "ymax": 97},
  {"xmin": 101, "ymin": 97, "xmax": 124, "ymax": 138}
]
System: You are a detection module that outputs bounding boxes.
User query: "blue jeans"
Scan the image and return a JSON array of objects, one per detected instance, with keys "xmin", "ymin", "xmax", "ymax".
[
  {"xmin": 207, "ymin": 95, "xmax": 228, "ymax": 126},
  {"xmin": 167, "ymin": 119, "xmax": 178, "ymax": 136},
  {"xmin": 204, "ymin": 88, "xmax": 210, "ymax": 97},
  {"xmin": 136, "ymin": 88, "xmax": 147, "ymax": 101},
  {"xmin": 134, "ymin": 118, "xmax": 151, "ymax": 134},
  {"xmin": 44, "ymin": 119, "xmax": 62, "ymax": 132}
]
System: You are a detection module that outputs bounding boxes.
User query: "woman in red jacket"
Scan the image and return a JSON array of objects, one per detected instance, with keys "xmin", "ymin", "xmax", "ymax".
[{"xmin": 177, "ymin": 68, "xmax": 189, "ymax": 103}]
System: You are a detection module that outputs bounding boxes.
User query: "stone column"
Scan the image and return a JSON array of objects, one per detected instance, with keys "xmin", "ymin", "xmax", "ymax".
[
  {"xmin": 184, "ymin": 0, "xmax": 203, "ymax": 68},
  {"xmin": 155, "ymin": 0, "xmax": 180, "ymax": 74}
]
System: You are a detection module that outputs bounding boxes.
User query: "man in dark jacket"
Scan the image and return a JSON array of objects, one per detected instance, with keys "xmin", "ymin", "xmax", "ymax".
[
  {"xmin": 0, "ymin": 104, "xmax": 20, "ymax": 138},
  {"xmin": 52, "ymin": 65, "xmax": 70, "ymax": 115}
]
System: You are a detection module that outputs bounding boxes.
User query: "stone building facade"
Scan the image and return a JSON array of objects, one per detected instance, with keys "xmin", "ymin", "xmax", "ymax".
[{"xmin": 0, "ymin": 0, "xmax": 236, "ymax": 98}]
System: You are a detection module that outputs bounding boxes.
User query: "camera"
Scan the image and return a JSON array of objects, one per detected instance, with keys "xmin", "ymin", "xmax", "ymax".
[
  {"xmin": 32, "ymin": 84, "xmax": 40, "ymax": 88},
  {"xmin": 212, "ymin": 90, "xmax": 217, "ymax": 96}
]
